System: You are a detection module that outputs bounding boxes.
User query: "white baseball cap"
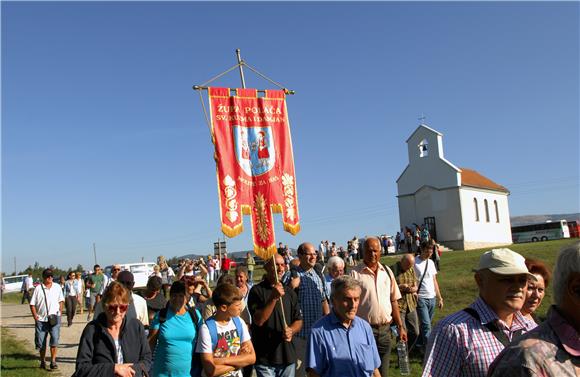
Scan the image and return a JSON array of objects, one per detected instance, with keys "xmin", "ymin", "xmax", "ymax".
[{"xmin": 474, "ymin": 248, "xmax": 537, "ymax": 280}]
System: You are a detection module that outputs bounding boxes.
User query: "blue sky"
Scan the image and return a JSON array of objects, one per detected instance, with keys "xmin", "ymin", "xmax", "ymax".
[{"xmin": 2, "ymin": 1, "xmax": 578, "ymax": 273}]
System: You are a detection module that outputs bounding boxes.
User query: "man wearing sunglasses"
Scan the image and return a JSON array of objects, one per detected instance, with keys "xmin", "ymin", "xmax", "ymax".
[
  {"xmin": 29, "ymin": 268, "xmax": 64, "ymax": 370},
  {"xmin": 110, "ymin": 264, "xmax": 122, "ymax": 281}
]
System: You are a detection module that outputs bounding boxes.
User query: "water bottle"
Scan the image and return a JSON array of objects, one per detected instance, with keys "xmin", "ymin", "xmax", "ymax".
[{"xmin": 397, "ymin": 340, "xmax": 410, "ymax": 375}]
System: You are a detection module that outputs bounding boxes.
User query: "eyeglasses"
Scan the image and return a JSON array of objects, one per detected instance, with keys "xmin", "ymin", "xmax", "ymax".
[
  {"xmin": 106, "ymin": 304, "xmax": 128, "ymax": 313},
  {"xmin": 301, "ymin": 253, "xmax": 317, "ymax": 257},
  {"xmin": 112, "ymin": 269, "xmax": 120, "ymax": 272}
]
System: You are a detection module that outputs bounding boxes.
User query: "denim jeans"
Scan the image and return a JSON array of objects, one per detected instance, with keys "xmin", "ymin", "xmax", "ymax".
[
  {"xmin": 416, "ymin": 297, "xmax": 436, "ymax": 348},
  {"xmin": 254, "ymin": 363, "xmax": 296, "ymax": 377},
  {"xmin": 35, "ymin": 317, "xmax": 61, "ymax": 349}
]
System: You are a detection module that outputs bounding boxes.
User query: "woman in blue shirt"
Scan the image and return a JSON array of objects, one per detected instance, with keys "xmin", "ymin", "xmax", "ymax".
[{"xmin": 148, "ymin": 280, "xmax": 203, "ymax": 377}]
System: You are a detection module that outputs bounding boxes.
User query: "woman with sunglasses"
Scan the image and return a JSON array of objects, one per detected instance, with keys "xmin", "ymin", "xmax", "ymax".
[
  {"xmin": 148, "ymin": 280, "xmax": 203, "ymax": 377},
  {"xmin": 74, "ymin": 281, "xmax": 151, "ymax": 377}
]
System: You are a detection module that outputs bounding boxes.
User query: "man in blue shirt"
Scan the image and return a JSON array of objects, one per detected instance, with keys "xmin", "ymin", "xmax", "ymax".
[{"xmin": 306, "ymin": 275, "xmax": 380, "ymax": 377}]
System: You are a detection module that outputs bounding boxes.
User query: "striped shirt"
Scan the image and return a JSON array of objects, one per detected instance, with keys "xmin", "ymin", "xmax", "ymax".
[{"xmin": 422, "ymin": 297, "xmax": 536, "ymax": 377}]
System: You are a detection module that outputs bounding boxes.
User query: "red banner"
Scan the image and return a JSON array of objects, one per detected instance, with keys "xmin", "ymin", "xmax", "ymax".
[{"xmin": 209, "ymin": 87, "xmax": 300, "ymax": 258}]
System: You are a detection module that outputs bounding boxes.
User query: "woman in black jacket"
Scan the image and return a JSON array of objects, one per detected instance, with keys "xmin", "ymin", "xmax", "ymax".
[{"xmin": 74, "ymin": 281, "xmax": 151, "ymax": 377}]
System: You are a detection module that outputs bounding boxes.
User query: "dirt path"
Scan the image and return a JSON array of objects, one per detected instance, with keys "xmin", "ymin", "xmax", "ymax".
[{"xmin": 1, "ymin": 302, "xmax": 87, "ymax": 377}]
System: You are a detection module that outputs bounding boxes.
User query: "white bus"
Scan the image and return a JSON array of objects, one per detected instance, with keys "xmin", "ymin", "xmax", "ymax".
[
  {"xmin": 2, "ymin": 274, "xmax": 28, "ymax": 293},
  {"xmin": 104, "ymin": 262, "xmax": 156, "ymax": 289},
  {"xmin": 511, "ymin": 220, "xmax": 570, "ymax": 243}
]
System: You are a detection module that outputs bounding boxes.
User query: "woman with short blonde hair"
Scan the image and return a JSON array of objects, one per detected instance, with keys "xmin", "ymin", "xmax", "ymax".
[{"xmin": 74, "ymin": 281, "xmax": 150, "ymax": 377}]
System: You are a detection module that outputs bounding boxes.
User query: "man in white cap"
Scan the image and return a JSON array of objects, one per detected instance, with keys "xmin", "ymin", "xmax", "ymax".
[{"xmin": 421, "ymin": 248, "xmax": 537, "ymax": 377}]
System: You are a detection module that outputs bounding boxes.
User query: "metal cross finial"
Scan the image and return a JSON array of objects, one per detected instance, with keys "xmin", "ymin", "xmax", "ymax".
[{"xmin": 418, "ymin": 113, "xmax": 427, "ymax": 125}]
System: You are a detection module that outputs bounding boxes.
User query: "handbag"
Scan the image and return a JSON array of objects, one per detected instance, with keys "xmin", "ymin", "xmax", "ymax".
[
  {"xmin": 41, "ymin": 285, "xmax": 59, "ymax": 327},
  {"xmin": 48, "ymin": 314, "xmax": 58, "ymax": 326}
]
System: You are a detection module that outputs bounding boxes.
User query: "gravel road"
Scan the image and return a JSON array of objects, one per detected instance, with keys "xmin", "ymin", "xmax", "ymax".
[{"xmin": 1, "ymin": 301, "xmax": 87, "ymax": 377}]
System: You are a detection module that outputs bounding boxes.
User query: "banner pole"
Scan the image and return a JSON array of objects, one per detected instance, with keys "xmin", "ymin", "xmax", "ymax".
[
  {"xmin": 235, "ymin": 49, "xmax": 246, "ymax": 88},
  {"xmin": 272, "ymin": 255, "xmax": 289, "ymax": 336}
]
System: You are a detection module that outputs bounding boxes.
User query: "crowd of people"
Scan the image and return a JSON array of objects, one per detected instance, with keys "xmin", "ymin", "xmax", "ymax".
[{"xmin": 24, "ymin": 239, "xmax": 580, "ymax": 377}]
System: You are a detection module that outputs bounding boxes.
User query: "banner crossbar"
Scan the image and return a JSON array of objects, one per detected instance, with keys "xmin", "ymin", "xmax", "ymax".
[
  {"xmin": 193, "ymin": 51, "xmax": 295, "ymax": 95},
  {"xmin": 193, "ymin": 85, "xmax": 295, "ymax": 95}
]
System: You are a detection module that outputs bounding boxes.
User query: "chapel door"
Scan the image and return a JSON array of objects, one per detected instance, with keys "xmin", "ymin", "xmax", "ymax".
[{"xmin": 424, "ymin": 217, "xmax": 437, "ymax": 242}]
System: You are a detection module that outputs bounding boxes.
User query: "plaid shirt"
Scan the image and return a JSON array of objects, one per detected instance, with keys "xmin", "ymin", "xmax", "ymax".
[
  {"xmin": 283, "ymin": 266, "xmax": 329, "ymax": 339},
  {"xmin": 422, "ymin": 297, "xmax": 537, "ymax": 377},
  {"xmin": 391, "ymin": 262, "xmax": 418, "ymax": 312}
]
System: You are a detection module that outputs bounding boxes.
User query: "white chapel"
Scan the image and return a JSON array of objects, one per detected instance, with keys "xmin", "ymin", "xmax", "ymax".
[{"xmin": 396, "ymin": 123, "xmax": 513, "ymax": 250}]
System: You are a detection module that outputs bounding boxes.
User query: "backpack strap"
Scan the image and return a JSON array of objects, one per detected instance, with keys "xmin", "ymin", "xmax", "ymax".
[
  {"xmin": 462, "ymin": 307, "xmax": 522, "ymax": 347},
  {"xmin": 381, "ymin": 264, "xmax": 398, "ymax": 298},
  {"xmin": 313, "ymin": 265, "xmax": 329, "ymax": 301},
  {"xmin": 205, "ymin": 316, "xmax": 218, "ymax": 351},
  {"xmin": 205, "ymin": 316, "xmax": 244, "ymax": 352},
  {"xmin": 188, "ymin": 307, "xmax": 201, "ymax": 334},
  {"xmin": 158, "ymin": 303, "xmax": 170, "ymax": 324},
  {"xmin": 232, "ymin": 316, "xmax": 244, "ymax": 340}
]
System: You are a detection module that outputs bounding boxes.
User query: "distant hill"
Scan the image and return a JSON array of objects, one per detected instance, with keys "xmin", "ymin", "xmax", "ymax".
[{"xmin": 511, "ymin": 213, "xmax": 580, "ymax": 227}]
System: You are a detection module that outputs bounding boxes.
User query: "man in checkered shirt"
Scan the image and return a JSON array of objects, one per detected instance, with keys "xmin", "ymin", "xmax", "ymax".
[
  {"xmin": 421, "ymin": 248, "xmax": 537, "ymax": 377},
  {"xmin": 283, "ymin": 242, "xmax": 330, "ymax": 377}
]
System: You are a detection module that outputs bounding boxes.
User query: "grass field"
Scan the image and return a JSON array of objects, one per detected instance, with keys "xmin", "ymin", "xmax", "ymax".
[
  {"xmin": 1, "ymin": 292, "xmax": 25, "ymax": 305},
  {"xmin": 0, "ymin": 328, "xmax": 55, "ymax": 377}
]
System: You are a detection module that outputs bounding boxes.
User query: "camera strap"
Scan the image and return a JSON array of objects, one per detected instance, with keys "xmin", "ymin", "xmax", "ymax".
[{"xmin": 41, "ymin": 285, "xmax": 53, "ymax": 318}]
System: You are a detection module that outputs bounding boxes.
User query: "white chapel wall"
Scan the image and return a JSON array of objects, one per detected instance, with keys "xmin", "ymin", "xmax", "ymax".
[{"xmin": 459, "ymin": 187, "xmax": 512, "ymax": 249}]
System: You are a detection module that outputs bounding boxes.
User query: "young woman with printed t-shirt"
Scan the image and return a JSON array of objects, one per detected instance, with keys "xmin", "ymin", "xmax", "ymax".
[{"xmin": 196, "ymin": 284, "xmax": 255, "ymax": 377}]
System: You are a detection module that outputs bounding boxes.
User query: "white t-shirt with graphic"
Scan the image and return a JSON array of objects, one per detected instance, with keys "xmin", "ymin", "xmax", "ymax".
[{"xmin": 196, "ymin": 317, "xmax": 251, "ymax": 377}]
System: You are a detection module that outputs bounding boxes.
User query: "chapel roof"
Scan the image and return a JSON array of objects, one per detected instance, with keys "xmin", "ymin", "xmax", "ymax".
[{"xmin": 460, "ymin": 168, "xmax": 509, "ymax": 193}]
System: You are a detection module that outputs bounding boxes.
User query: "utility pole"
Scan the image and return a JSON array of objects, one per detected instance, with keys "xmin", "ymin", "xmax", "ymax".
[
  {"xmin": 93, "ymin": 243, "xmax": 97, "ymax": 265},
  {"xmin": 14, "ymin": 257, "xmax": 16, "ymax": 275}
]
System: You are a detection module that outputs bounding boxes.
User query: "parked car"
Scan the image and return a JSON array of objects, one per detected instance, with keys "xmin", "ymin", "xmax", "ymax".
[{"xmin": 104, "ymin": 262, "xmax": 155, "ymax": 289}]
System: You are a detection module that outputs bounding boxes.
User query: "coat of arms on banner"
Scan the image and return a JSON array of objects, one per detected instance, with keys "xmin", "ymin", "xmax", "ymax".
[
  {"xmin": 233, "ymin": 126, "xmax": 276, "ymax": 177},
  {"xmin": 208, "ymin": 87, "xmax": 300, "ymax": 258}
]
